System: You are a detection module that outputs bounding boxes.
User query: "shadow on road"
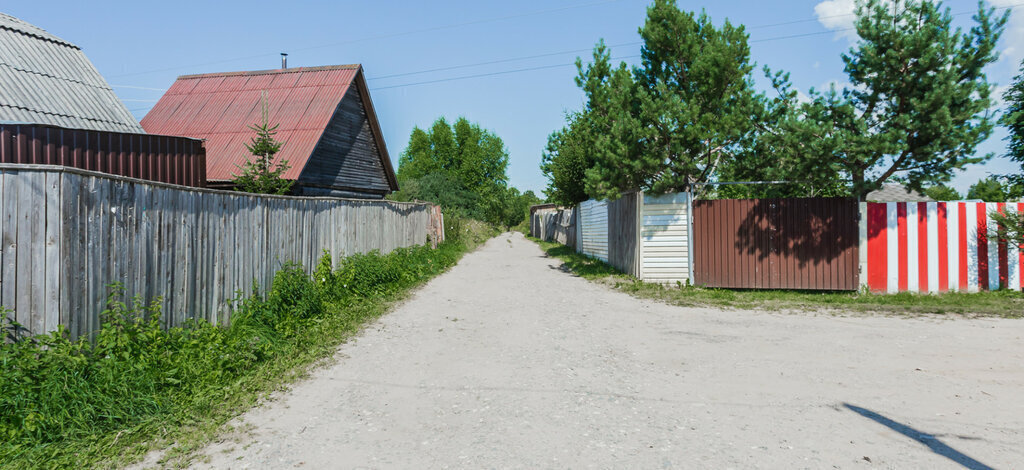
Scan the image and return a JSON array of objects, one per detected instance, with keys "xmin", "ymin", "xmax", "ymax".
[{"xmin": 844, "ymin": 403, "xmax": 993, "ymax": 470}]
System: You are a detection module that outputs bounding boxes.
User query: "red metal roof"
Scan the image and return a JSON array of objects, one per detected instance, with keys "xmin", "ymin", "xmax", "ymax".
[{"xmin": 141, "ymin": 64, "xmax": 393, "ymax": 184}]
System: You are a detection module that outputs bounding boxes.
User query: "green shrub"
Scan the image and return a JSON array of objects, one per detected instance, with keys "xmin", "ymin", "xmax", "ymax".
[{"xmin": 0, "ymin": 225, "xmax": 492, "ymax": 468}]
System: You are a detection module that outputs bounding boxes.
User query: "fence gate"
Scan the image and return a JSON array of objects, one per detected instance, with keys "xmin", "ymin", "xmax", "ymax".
[{"xmin": 692, "ymin": 198, "xmax": 859, "ymax": 290}]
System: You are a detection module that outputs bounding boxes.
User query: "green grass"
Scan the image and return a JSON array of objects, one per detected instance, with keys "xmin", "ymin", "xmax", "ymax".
[
  {"xmin": 529, "ymin": 237, "xmax": 1024, "ymax": 318},
  {"xmin": 0, "ymin": 218, "xmax": 498, "ymax": 469}
]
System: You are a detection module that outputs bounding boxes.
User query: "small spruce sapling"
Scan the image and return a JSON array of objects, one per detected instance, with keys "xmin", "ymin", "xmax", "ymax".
[{"xmin": 232, "ymin": 92, "xmax": 294, "ymax": 195}]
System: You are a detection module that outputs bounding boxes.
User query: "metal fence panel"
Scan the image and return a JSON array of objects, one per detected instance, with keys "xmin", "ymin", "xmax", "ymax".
[
  {"xmin": 0, "ymin": 123, "xmax": 207, "ymax": 187},
  {"xmin": 578, "ymin": 199, "xmax": 609, "ymax": 262},
  {"xmin": 863, "ymin": 201, "xmax": 1024, "ymax": 293},
  {"xmin": 693, "ymin": 198, "xmax": 859, "ymax": 290}
]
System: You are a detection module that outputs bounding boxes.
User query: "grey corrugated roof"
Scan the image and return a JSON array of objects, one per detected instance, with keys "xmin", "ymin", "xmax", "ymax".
[
  {"xmin": 0, "ymin": 13, "xmax": 143, "ymax": 133},
  {"xmin": 866, "ymin": 183, "xmax": 935, "ymax": 202}
]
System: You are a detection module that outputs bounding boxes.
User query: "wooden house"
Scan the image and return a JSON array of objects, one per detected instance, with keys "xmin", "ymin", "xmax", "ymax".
[{"xmin": 141, "ymin": 65, "xmax": 398, "ymax": 198}]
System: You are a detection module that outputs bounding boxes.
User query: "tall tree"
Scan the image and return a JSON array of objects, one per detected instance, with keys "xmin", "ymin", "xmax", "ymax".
[
  {"xmin": 540, "ymin": 112, "xmax": 594, "ymax": 206},
  {"xmin": 395, "ymin": 117, "xmax": 512, "ymax": 220},
  {"xmin": 574, "ymin": 2, "xmax": 762, "ymax": 200},
  {"xmin": 1002, "ymin": 60, "xmax": 1024, "ymax": 183},
  {"xmin": 966, "ymin": 176, "xmax": 1024, "ymax": 202},
  {"xmin": 996, "ymin": 60, "xmax": 1024, "ymax": 242},
  {"xmin": 920, "ymin": 184, "xmax": 962, "ymax": 201},
  {"xmin": 776, "ymin": 0, "xmax": 1006, "ymax": 200},
  {"xmin": 396, "ymin": 117, "xmax": 509, "ymax": 196}
]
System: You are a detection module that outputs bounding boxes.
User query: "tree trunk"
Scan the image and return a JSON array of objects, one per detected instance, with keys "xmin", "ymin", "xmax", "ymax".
[{"xmin": 851, "ymin": 169, "xmax": 867, "ymax": 201}]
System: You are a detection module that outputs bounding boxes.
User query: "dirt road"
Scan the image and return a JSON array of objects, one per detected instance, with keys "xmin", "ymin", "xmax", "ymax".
[{"xmin": 197, "ymin": 232, "xmax": 1024, "ymax": 469}]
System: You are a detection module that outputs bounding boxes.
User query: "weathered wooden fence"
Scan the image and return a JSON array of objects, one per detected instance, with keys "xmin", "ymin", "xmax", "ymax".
[
  {"xmin": 0, "ymin": 165, "xmax": 440, "ymax": 339},
  {"xmin": 530, "ymin": 206, "xmax": 576, "ymax": 249},
  {"xmin": 607, "ymin": 192, "xmax": 640, "ymax": 277}
]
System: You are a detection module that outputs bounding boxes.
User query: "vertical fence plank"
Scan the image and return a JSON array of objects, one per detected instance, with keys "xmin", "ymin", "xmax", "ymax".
[
  {"xmin": 44, "ymin": 171, "xmax": 61, "ymax": 333},
  {"xmin": 0, "ymin": 170, "xmax": 13, "ymax": 316}
]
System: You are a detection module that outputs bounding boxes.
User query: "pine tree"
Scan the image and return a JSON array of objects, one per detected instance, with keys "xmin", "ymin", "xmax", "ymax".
[
  {"xmin": 778, "ymin": 0, "xmax": 1007, "ymax": 200},
  {"xmin": 558, "ymin": 1, "xmax": 763, "ymax": 201},
  {"xmin": 1002, "ymin": 60, "xmax": 1024, "ymax": 182},
  {"xmin": 540, "ymin": 113, "xmax": 594, "ymax": 206},
  {"xmin": 996, "ymin": 60, "xmax": 1024, "ymax": 242},
  {"xmin": 232, "ymin": 92, "xmax": 293, "ymax": 195}
]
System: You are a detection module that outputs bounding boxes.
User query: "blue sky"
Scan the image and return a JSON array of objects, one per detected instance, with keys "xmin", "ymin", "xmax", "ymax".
[{"xmin": 6, "ymin": 0, "xmax": 1022, "ymax": 196}]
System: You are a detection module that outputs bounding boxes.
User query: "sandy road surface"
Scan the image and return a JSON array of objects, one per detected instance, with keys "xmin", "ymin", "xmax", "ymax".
[{"xmin": 195, "ymin": 232, "xmax": 1024, "ymax": 469}]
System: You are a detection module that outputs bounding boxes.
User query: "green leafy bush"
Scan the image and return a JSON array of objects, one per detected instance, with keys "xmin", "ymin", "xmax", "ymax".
[{"xmin": 0, "ymin": 233, "xmax": 485, "ymax": 468}]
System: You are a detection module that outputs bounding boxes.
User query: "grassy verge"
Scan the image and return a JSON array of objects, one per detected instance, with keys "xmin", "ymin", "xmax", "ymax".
[
  {"xmin": 0, "ymin": 218, "xmax": 497, "ymax": 469},
  {"xmin": 530, "ymin": 237, "xmax": 1024, "ymax": 318}
]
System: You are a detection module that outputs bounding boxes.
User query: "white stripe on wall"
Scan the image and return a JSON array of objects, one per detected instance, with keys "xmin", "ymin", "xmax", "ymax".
[
  {"xmin": 1008, "ymin": 204, "xmax": 1020, "ymax": 290},
  {"xmin": 907, "ymin": 203, "xmax": 919, "ymax": 293},
  {"xmin": 859, "ymin": 202, "xmax": 869, "ymax": 289},
  {"xmin": 946, "ymin": 202, "xmax": 960, "ymax": 292},
  {"xmin": 926, "ymin": 202, "xmax": 939, "ymax": 293},
  {"xmin": 965, "ymin": 202, "xmax": 979, "ymax": 293},
  {"xmin": 987, "ymin": 203, "xmax": 1000, "ymax": 290},
  {"xmin": 886, "ymin": 202, "xmax": 899, "ymax": 293}
]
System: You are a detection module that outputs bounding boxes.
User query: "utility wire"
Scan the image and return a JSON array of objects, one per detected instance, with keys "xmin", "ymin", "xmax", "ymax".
[
  {"xmin": 367, "ymin": 41, "xmax": 641, "ymax": 81},
  {"xmin": 111, "ymin": 85, "xmax": 167, "ymax": 91},
  {"xmin": 118, "ymin": 1, "xmax": 1024, "ymax": 92},
  {"xmin": 370, "ymin": 2, "xmax": 1024, "ymax": 91},
  {"xmin": 123, "ymin": 1, "xmax": 1024, "ymax": 106},
  {"xmin": 371, "ymin": 56, "xmax": 637, "ymax": 91},
  {"xmin": 366, "ymin": 29, "xmax": 856, "ymax": 92},
  {"xmin": 109, "ymin": 0, "xmax": 622, "ymax": 79}
]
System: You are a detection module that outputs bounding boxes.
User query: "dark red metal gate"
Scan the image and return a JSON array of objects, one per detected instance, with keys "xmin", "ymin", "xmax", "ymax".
[{"xmin": 692, "ymin": 198, "xmax": 859, "ymax": 290}]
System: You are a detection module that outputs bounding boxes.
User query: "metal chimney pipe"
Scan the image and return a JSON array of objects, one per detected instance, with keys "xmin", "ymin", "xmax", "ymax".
[{"xmin": 281, "ymin": 53, "xmax": 288, "ymax": 69}]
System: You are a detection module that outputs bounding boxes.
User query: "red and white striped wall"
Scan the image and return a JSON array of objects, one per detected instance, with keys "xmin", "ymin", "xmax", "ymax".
[{"xmin": 860, "ymin": 202, "xmax": 1024, "ymax": 293}]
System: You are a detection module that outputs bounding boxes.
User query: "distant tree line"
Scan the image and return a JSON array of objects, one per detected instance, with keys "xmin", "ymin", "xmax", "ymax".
[{"xmin": 389, "ymin": 117, "xmax": 540, "ymax": 229}]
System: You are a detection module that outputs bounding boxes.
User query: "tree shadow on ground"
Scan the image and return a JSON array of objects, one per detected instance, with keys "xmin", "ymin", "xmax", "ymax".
[
  {"xmin": 540, "ymin": 244, "xmax": 621, "ymax": 278},
  {"xmin": 844, "ymin": 404, "xmax": 993, "ymax": 470}
]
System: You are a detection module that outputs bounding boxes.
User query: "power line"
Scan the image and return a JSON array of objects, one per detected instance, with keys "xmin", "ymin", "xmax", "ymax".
[
  {"xmin": 111, "ymin": 85, "xmax": 167, "ymax": 91},
  {"xmin": 367, "ymin": 41, "xmax": 641, "ymax": 81},
  {"xmin": 109, "ymin": 0, "xmax": 622, "ymax": 79},
  {"xmin": 370, "ymin": 56, "xmax": 637, "ymax": 91},
  {"xmin": 122, "ymin": 1, "xmax": 1024, "ymax": 101}
]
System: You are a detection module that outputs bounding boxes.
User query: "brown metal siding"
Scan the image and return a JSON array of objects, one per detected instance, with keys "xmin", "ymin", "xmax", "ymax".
[
  {"xmin": 693, "ymin": 198, "xmax": 859, "ymax": 290},
  {"xmin": 0, "ymin": 123, "xmax": 206, "ymax": 187}
]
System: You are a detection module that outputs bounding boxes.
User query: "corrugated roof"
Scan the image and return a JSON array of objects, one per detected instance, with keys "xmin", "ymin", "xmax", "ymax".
[
  {"xmin": 141, "ymin": 65, "xmax": 396, "ymax": 185},
  {"xmin": 0, "ymin": 13, "xmax": 143, "ymax": 133},
  {"xmin": 866, "ymin": 183, "xmax": 935, "ymax": 202}
]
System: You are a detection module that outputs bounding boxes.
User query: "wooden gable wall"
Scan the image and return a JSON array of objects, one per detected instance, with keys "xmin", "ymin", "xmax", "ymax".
[{"xmin": 296, "ymin": 84, "xmax": 393, "ymax": 199}]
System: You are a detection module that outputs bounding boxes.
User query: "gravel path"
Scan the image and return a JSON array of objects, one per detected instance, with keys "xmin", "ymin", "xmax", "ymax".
[{"xmin": 196, "ymin": 232, "xmax": 1024, "ymax": 469}]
